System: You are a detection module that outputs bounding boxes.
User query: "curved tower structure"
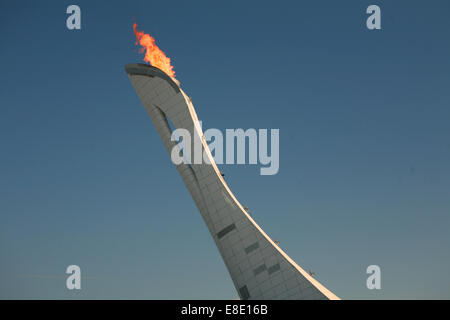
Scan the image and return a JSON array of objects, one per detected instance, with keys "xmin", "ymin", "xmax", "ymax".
[{"xmin": 126, "ymin": 63, "xmax": 339, "ymax": 300}]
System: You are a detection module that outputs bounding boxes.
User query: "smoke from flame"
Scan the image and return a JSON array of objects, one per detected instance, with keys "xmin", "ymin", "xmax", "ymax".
[{"xmin": 133, "ymin": 23, "xmax": 176, "ymax": 78}]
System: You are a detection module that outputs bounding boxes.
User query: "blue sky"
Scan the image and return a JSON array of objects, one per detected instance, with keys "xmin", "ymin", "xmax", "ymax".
[{"xmin": 0, "ymin": 0, "xmax": 449, "ymax": 299}]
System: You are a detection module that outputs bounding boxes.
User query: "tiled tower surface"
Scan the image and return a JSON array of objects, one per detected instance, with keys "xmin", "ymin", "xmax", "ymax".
[{"xmin": 126, "ymin": 63, "xmax": 339, "ymax": 300}]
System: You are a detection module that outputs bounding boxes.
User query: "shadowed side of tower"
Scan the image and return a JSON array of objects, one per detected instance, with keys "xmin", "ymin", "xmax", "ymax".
[{"xmin": 125, "ymin": 63, "xmax": 339, "ymax": 300}]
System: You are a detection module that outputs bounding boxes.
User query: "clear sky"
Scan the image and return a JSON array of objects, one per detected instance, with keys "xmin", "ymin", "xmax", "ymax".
[{"xmin": 1, "ymin": 0, "xmax": 449, "ymax": 299}]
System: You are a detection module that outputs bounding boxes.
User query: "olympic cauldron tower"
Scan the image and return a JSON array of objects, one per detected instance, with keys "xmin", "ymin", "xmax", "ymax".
[{"xmin": 126, "ymin": 63, "xmax": 339, "ymax": 300}]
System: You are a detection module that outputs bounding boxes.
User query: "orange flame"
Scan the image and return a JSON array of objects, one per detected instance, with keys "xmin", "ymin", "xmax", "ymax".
[{"xmin": 133, "ymin": 23, "xmax": 176, "ymax": 78}]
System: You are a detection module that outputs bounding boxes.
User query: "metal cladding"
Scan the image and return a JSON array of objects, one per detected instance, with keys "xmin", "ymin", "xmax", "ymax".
[{"xmin": 126, "ymin": 63, "xmax": 340, "ymax": 300}]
